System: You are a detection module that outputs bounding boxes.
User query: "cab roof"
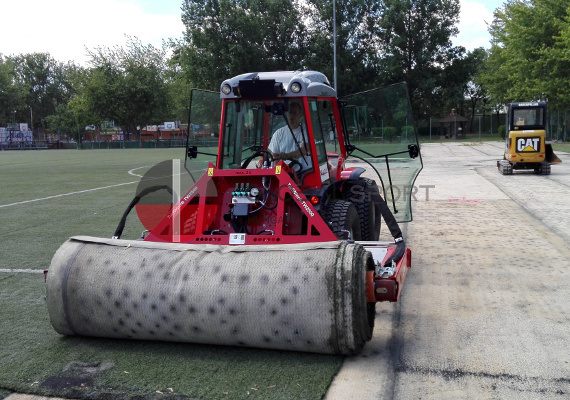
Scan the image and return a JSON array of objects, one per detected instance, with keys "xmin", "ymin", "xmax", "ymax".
[
  {"xmin": 510, "ymin": 101, "xmax": 546, "ymax": 108},
  {"xmin": 220, "ymin": 70, "xmax": 336, "ymax": 99}
]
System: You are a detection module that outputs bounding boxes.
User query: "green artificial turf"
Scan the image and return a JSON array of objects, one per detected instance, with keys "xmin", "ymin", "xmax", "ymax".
[
  {"xmin": 0, "ymin": 149, "xmax": 343, "ymax": 399},
  {"xmin": 0, "ymin": 149, "xmax": 211, "ymax": 270},
  {"xmin": 0, "ymin": 274, "xmax": 342, "ymax": 399},
  {"xmin": 552, "ymin": 143, "xmax": 570, "ymax": 153}
]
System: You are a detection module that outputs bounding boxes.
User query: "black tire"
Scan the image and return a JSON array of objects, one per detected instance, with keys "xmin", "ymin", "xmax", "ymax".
[
  {"xmin": 343, "ymin": 179, "xmax": 381, "ymax": 241},
  {"xmin": 365, "ymin": 179, "xmax": 383, "ymax": 240},
  {"xmin": 321, "ymin": 199, "xmax": 362, "ymax": 241}
]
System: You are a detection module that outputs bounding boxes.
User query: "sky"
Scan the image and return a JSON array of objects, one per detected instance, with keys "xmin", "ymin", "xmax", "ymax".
[
  {"xmin": 1, "ymin": 0, "xmax": 502, "ymax": 66},
  {"xmin": 452, "ymin": 0, "xmax": 502, "ymax": 50},
  {"xmin": 1, "ymin": 0, "xmax": 186, "ymax": 65}
]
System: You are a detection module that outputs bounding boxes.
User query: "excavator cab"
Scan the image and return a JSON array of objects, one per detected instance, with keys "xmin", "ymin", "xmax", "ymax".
[{"xmin": 498, "ymin": 102, "xmax": 561, "ymax": 175}]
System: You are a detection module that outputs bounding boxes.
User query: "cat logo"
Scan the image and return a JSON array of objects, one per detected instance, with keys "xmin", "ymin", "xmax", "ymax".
[{"xmin": 516, "ymin": 137, "xmax": 540, "ymax": 152}]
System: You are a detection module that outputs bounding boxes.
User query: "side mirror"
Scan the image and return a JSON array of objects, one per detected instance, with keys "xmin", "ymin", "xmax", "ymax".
[
  {"xmin": 187, "ymin": 146, "xmax": 198, "ymax": 159},
  {"xmin": 408, "ymin": 144, "xmax": 419, "ymax": 159}
]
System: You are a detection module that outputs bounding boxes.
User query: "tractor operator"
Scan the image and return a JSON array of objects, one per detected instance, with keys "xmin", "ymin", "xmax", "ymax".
[{"xmin": 268, "ymin": 102, "xmax": 311, "ymax": 170}]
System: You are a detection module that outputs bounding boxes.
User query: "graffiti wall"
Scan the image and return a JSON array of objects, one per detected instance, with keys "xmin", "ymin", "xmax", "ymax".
[{"xmin": 0, "ymin": 125, "xmax": 33, "ymax": 144}]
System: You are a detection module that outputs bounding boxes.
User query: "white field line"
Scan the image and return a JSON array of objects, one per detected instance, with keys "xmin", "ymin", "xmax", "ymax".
[
  {"xmin": 0, "ymin": 180, "xmax": 139, "ymax": 209},
  {"xmin": 0, "ymin": 165, "xmax": 198, "ymax": 209},
  {"xmin": 0, "ymin": 269, "xmax": 45, "ymax": 274},
  {"xmin": 128, "ymin": 165, "xmax": 153, "ymax": 177}
]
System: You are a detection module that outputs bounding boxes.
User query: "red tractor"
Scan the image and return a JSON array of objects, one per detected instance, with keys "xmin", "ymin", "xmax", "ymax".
[{"xmin": 47, "ymin": 71, "xmax": 423, "ymax": 355}]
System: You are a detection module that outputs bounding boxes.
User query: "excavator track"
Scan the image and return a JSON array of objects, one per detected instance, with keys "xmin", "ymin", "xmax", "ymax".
[{"xmin": 497, "ymin": 160, "xmax": 513, "ymax": 175}]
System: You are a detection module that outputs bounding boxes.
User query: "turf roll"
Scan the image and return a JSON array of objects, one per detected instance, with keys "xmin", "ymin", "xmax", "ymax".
[{"xmin": 46, "ymin": 236, "xmax": 375, "ymax": 355}]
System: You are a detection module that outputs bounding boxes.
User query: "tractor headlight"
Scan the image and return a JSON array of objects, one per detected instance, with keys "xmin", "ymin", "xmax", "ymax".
[
  {"xmin": 290, "ymin": 82, "xmax": 302, "ymax": 93},
  {"xmin": 221, "ymin": 84, "xmax": 232, "ymax": 95}
]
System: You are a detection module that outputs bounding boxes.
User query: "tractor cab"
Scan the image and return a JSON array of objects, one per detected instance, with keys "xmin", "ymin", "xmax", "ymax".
[
  {"xmin": 215, "ymin": 71, "xmax": 338, "ymax": 188},
  {"xmin": 186, "ymin": 70, "xmax": 423, "ymax": 223}
]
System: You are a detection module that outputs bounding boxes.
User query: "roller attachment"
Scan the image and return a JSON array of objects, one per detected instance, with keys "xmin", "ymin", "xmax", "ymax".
[{"xmin": 46, "ymin": 236, "xmax": 375, "ymax": 355}]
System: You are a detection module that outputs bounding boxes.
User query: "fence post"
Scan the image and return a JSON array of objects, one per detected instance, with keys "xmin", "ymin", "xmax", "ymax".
[
  {"xmin": 479, "ymin": 116, "xmax": 481, "ymax": 142},
  {"xmin": 564, "ymin": 110, "xmax": 568, "ymax": 142}
]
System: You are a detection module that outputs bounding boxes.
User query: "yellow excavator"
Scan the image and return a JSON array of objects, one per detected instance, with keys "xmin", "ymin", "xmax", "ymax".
[{"xmin": 498, "ymin": 102, "xmax": 561, "ymax": 175}]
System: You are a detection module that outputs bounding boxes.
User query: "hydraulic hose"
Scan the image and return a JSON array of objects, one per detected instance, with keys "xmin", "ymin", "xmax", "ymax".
[{"xmin": 113, "ymin": 185, "xmax": 173, "ymax": 239}]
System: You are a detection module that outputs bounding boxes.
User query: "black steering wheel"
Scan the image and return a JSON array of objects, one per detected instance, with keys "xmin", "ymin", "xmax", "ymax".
[
  {"xmin": 241, "ymin": 150, "xmax": 275, "ymax": 169},
  {"xmin": 284, "ymin": 158, "xmax": 303, "ymax": 173}
]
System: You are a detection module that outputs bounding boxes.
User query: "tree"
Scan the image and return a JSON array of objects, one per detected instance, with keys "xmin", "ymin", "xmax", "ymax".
[
  {"xmin": 179, "ymin": 0, "xmax": 308, "ymax": 90},
  {"xmin": 165, "ymin": 46, "xmax": 194, "ymax": 123},
  {"xmin": 303, "ymin": 0, "xmax": 383, "ymax": 95},
  {"xmin": 45, "ymin": 66, "xmax": 95, "ymax": 143},
  {"xmin": 45, "ymin": 104, "xmax": 81, "ymax": 141},
  {"xmin": 0, "ymin": 55, "xmax": 27, "ymax": 126},
  {"xmin": 2, "ymin": 53, "xmax": 76, "ymax": 133},
  {"xmin": 82, "ymin": 37, "xmax": 172, "ymax": 139},
  {"xmin": 535, "ymin": 1, "xmax": 570, "ymax": 110},
  {"xmin": 482, "ymin": 0, "xmax": 570, "ymax": 110},
  {"xmin": 376, "ymin": 0, "xmax": 464, "ymax": 119},
  {"xmin": 463, "ymin": 48, "xmax": 490, "ymax": 130}
]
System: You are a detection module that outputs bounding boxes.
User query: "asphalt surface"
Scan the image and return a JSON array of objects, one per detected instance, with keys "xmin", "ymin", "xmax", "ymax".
[
  {"xmin": 6, "ymin": 142, "xmax": 570, "ymax": 400},
  {"xmin": 325, "ymin": 142, "xmax": 570, "ymax": 399}
]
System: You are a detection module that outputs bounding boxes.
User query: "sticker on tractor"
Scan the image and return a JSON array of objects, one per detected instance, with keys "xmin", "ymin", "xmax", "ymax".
[
  {"xmin": 516, "ymin": 137, "xmax": 540, "ymax": 152},
  {"xmin": 287, "ymin": 183, "xmax": 315, "ymax": 217},
  {"xmin": 229, "ymin": 233, "xmax": 246, "ymax": 244},
  {"xmin": 319, "ymin": 163, "xmax": 330, "ymax": 182},
  {"xmin": 275, "ymin": 165, "xmax": 281, "ymax": 175},
  {"xmin": 208, "ymin": 168, "xmax": 214, "ymax": 176}
]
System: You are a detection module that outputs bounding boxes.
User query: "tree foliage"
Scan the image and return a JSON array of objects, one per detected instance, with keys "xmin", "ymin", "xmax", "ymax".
[
  {"xmin": 166, "ymin": 48, "xmax": 193, "ymax": 123},
  {"xmin": 303, "ymin": 0, "xmax": 383, "ymax": 95},
  {"xmin": 179, "ymin": 0, "xmax": 466, "ymax": 120},
  {"xmin": 481, "ymin": 0, "xmax": 570, "ymax": 110},
  {"xmin": 376, "ymin": 0, "xmax": 465, "ymax": 118},
  {"xmin": 1, "ymin": 1, "xmax": 518, "ymax": 138},
  {"xmin": 181, "ymin": 0, "xmax": 308, "ymax": 90},
  {"xmin": 0, "ymin": 53, "xmax": 77, "ymax": 130},
  {"xmin": 0, "ymin": 56, "xmax": 26, "ymax": 126},
  {"xmin": 81, "ymin": 37, "xmax": 172, "ymax": 138},
  {"xmin": 458, "ymin": 47, "xmax": 491, "ymax": 129}
]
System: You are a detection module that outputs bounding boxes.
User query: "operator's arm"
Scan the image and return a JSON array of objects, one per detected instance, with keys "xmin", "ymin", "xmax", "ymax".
[{"xmin": 273, "ymin": 143, "xmax": 309, "ymax": 160}]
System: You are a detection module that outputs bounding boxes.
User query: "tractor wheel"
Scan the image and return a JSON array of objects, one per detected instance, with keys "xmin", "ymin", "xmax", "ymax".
[
  {"xmin": 322, "ymin": 200, "xmax": 362, "ymax": 241},
  {"xmin": 364, "ymin": 179, "xmax": 383, "ymax": 240},
  {"xmin": 343, "ymin": 179, "xmax": 381, "ymax": 241}
]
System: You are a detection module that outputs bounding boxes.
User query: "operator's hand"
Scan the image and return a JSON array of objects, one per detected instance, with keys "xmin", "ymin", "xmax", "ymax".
[{"xmin": 299, "ymin": 143, "xmax": 310, "ymax": 156}]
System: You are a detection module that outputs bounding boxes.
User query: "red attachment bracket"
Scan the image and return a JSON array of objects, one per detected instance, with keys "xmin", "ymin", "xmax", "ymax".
[
  {"xmin": 367, "ymin": 247, "xmax": 412, "ymax": 303},
  {"xmin": 144, "ymin": 162, "xmax": 338, "ymax": 245}
]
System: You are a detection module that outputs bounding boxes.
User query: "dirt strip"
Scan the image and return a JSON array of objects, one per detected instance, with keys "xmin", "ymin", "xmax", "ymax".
[{"xmin": 325, "ymin": 142, "xmax": 570, "ymax": 399}]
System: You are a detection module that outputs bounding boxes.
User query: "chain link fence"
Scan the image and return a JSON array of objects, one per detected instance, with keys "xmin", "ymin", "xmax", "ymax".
[
  {"xmin": 547, "ymin": 110, "xmax": 569, "ymax": 142},
  {"xmin": 418, "ymin": 110, "xmax": 568, "ymax": 142},
  {"xmin": 0, "ymin": 138, "xmax": 220, "ymax": 150}
]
